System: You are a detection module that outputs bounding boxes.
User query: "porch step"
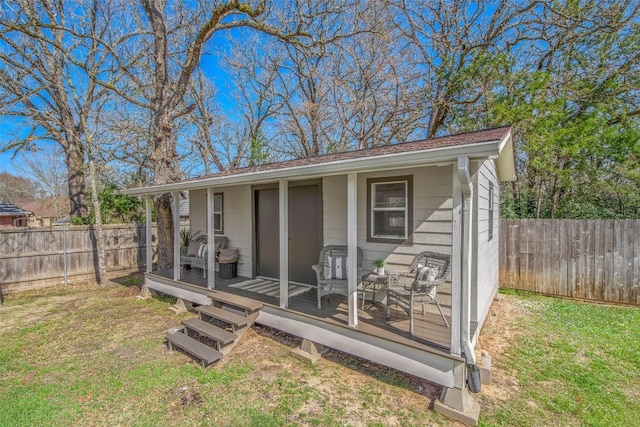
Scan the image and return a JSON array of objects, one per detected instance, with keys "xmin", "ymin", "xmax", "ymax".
[
  {"xmin": 166, "ymin": 331, "xmax": 222, "ymax": 367},
  {"xmin": 196, "ymin": 305, "xmax": 248, "ymax": 332},
  {"xmin": 182, "ymin": 318, "xmax": 237, "ymax": 349},
  {"xmin": 209, "ymin": 290, "xmax": 263, "ymax": 315}
]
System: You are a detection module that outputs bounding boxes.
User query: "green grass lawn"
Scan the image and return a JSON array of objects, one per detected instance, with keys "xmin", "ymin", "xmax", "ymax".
[
  {"xmin": 0, "ymin": 281, "xmax": 442, "ymax": 427},
  {"xmin": 479, "ymin": 291, "xmax": 640, "ymax": 427},
  {"xmin": 1, "ymin": 281, "xmax": 638, "ymax": 426}
]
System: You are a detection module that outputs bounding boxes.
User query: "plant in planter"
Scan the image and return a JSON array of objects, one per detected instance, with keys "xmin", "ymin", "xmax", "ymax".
[
  {"xmin": 373, "ymin": 259, "xmax": 387, "ymax": 275},
  {"xmin": 179, "ymin": 229, "xmax": 200, "ymax": 255}
]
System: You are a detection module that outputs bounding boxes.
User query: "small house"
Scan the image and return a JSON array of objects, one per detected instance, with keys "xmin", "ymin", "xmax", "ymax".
[{"xmin": 124, "ymin": 126, "xmax": 515, "ymax": 423}]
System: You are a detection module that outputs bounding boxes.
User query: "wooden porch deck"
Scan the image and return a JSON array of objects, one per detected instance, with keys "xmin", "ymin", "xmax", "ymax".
[{"xmin": 154, "ymin": 268, "xmax": 476, "ymax": 354}]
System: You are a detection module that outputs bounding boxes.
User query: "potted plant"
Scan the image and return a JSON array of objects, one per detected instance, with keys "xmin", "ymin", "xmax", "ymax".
[
  {"xmin": 179, "ymin": 229, "xmax": 200, "ymax": 256},
  {"xmin": 373, "ymin": 259, "xmax": 387, "ymax": 276}
]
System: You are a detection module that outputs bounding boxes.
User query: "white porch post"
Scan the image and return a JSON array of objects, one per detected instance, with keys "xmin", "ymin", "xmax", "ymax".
[
  {"xmin": 279, "ymin": 180, "xmax": 289, "ymax": 308},
  {"xmin": 172, "ymin": 191, "xmax": 181, "ymax": 281},
  {"xmin": 450, "ymin": 166, "xmax": 463, "ymax": 357},
  {"xmin": 347, "ymin": 172, "xmax": 358, "ymax": 328},
  {"xmin": 145, "ymin": 196, "xmax": 152, "ymax": 273},
  {"xmin": 207, "ymin": 188, "xmax": 216, "ymax": 289}
]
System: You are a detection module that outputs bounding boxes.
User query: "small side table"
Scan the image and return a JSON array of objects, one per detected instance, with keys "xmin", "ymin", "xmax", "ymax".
[{"xmin": 360, "ymin": 273, "xmax": 388, "ymax": 309}]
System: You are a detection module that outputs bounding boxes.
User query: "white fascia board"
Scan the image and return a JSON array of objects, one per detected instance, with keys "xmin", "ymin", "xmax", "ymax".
[
  {"xmin": 496, "ymin": 130, "xmax": 516, "ymax": 182},
  {"xmin": 124, "ymin": 140, "xmax": 501, "ymax": 196}
]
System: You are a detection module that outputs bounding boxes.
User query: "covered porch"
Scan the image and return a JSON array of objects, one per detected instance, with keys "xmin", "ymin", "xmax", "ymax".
[{"xmin": 150, "ymin": 267, "xmax": 474, "ymax": 353}]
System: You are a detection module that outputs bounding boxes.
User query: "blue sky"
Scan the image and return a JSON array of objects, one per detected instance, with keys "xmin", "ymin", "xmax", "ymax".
[
  {"xmin": 0, "ymin": 25, "xmax": 246, "ymax": 179},
  {"xmin": 0, "ymin": 120, "xmax": 30, "ymax": 175}
]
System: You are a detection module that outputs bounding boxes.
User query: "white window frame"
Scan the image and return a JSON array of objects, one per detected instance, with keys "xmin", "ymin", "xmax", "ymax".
[
  {"xmin": 213, "ymin": 193, "xmax": 223, "ymax": 233},
  {"xmin": 488, "ymin": 182, "xmax": 494, "ymax": 241},
  {"xmin": 370, "ymin": 180, "xmax": 408, "ymax": 240}
]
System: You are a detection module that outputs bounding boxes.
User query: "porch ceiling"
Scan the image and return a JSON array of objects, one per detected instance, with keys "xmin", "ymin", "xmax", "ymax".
[{"xmin": 124, "ymin": 126, "xmax": 514, "ymax": 196}]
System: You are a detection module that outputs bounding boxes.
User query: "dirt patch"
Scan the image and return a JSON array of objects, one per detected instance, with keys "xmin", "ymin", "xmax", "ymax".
[{"xmin": 475, "ymin": 294, "xmax": 538, "ymax": 402}]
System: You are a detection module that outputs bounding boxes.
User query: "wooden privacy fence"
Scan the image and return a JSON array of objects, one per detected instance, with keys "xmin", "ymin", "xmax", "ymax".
[
  {"xmin": 500, "ymin": 219, "xmax": 640, "ymax": 305},
  {"xmin": 0, "ymin": 223, "xmax": 156, "ymax": 294}
]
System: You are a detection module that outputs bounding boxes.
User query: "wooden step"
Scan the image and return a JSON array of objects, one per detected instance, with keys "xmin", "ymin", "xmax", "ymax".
[
  {"xmin": 182, "ymin": 318, "xmax": 237, "ymax": 348},
  {"xmin": 196, "ymin": 305, "xmax": 248, "ymax": 332},
  {"xmin": 209, "ymin": 290, "xmax": 263, "ymax": 314},
  {"xmin": 166, "ymin": 332, "xmax": 222, "ymax": 367}
]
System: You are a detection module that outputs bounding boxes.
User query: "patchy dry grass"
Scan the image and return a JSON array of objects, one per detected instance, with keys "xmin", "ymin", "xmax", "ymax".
[
  {"xmin": 2, "ymin": 279, "xmax": 636, "ymax": 426},
  {"xmin": 0, "ymin": 278, "xmax": 444, "ymax": 427}
]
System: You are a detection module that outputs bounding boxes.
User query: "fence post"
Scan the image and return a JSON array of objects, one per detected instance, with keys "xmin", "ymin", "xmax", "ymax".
[{"xmin": 63, "ymin": 224, "xmax": 68, "ymax": 286}]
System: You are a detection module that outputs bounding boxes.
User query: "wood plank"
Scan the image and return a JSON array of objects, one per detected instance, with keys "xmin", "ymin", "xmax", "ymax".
[
  {"xmin": 209, "ymin": 290, "xmax": 263, "ymax": 313},
  {"xmin": 622, "ymin": 220, "xmax": 633, "ymax": 304},
  {"xmin": 603, "ymin": 220, "xmax": 615, "ymax": 302},
  {"xmin": 166, "ymin": 332, "xmax": 222, "ymax": 366},
  {"xmin": 634, "ymin": 220, "xmax": 640, "ymax": 305},
  {"xmin": 592, "ymin": 220, "xmax": 602, "ymax": 300},
  {"xmin": 568, "ymin": 221, "xmax": 578, "ymax": 298},
  {"xmin": 196, "ymin": 305, "xmax": 249, "ymax": 329},
  {"xmin": 182, "ymin": 318, "xmax": 237, "ymax": 345}
]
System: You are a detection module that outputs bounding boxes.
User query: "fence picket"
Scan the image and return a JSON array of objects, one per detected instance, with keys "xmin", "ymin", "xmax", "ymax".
[
  {"xmin": 0, "ymin": 224, "xmax": 156, "ymax": 293},
  {"xmin": 500, "ymin": 219, "xmax": 639, "ymax": 306}
]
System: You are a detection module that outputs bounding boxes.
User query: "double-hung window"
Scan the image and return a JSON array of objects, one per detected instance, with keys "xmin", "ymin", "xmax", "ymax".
[
  {"xmin": 367, "ymin": 176, "xmax": 413, "ymax": 244},
  {"xmin": 213, "ymin": 193, "xmax": 223, "ymax": 233}
]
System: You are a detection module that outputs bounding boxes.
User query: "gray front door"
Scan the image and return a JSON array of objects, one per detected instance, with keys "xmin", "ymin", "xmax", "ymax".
[{"xmin": 255, "ymin": 183, "xmax": 322, "ymax": 284}]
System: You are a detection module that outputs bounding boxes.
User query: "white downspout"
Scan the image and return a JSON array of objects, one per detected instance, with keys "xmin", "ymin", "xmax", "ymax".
[{"xmin": 457, "ymin": 156, "xmax": 477, "ymax": 367}]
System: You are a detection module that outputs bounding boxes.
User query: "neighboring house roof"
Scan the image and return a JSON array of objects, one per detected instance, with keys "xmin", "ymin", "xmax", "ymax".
[
  {"xmin": 125, "ymin": 126, "xmax": 515, "ymax": 196},
  {"xmin": 0, "ymin": 201, "xmax": 32, "ymax": 216},
  {"xmin": 21, "ymin": 197, "xmax": 69, "ymax": 220}
]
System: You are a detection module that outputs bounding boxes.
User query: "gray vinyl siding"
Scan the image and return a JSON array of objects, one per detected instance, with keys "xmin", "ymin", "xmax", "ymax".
[
  {"xmin": 322, "ymin": 165, "xmax": 453, "ymax": 274},
  {"xmin": 322, "ymin": 175, "xmax": 348, "ymax": 246},
  {"xmin": 472, "ymin": 160, "xmax": 500, "ymax": 326},
  {"xmin": 189, "ymin": 187, "xmax": 253, "ymax": 278}
]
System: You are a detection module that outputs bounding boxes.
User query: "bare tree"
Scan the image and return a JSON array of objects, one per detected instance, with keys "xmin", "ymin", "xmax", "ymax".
[
  {"xmin": 115, "ymin": 0, "xmax": 357, "ymax": 269},
  {"xmin": 0, "ymin": 172, "xmax": 38, "ymax": 204},
  {"xmin": 183, "ymin": 72, "xmax": 226, "ymax": 175},
  {"xmin": 0, "ymin": 0, "xmax": 119, "ymax": 218},
  {"xmin": 223, "ymin": 36, "xmax": 287, "ymax": 166},
  {"xmin": 0, "ymin": 0, "xmax": 128, "ymax": 285},
  {"xmin": 14, "ymin": 149, "xmax": 69, "ymax": 219},
  {"xmin": 389, "ymin": 0, "xmax": 538, "ymax": 137},
  {"xmin": 329, "ymin": 4, "xmax": 424, "ymax": 149},
  {"xmin": 275, "ymin": 40, "xmax": 338, "ymax": 157}
]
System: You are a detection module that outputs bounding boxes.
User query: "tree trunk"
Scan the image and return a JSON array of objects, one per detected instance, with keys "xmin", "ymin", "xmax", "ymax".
[
  {"xmin": 65, "ymin": 141, "xmax": 88, "ymax": 218},
  {"xmin": 88, "ymin": 159, "xmax": 109, "ymax": 286},
  {"xmin": 151, "ymin": 110, "xmax": 179, "ymax": 270},
  {"xmin": 154, "ymin": 194, "xmax": 174, "ymax": 270}
]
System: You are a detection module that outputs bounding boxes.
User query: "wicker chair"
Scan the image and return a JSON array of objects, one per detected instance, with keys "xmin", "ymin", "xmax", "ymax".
[
  {"xmin": 312, "ymin": 245, "xmax": 363, "ymax": 309},
  {"xmin": 386, "ymin": 251, "xmax": 451, "ymax": 334},
  {"xmin": 180, "ymin": 235, "xmax": 228, "ymax": 278}
]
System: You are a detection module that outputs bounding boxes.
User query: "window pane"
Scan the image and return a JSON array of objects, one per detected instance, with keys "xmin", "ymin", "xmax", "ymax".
[
  {"xmin": 214, "ymin": 195, "xmax": 222, "ymax": 212},
  {"xmin": 373, "ymin": 211, "xmax": 405, "ymax": 238},
  {"xmin": 374, "ymin": 182, "xmax": 406, "ymax": 208},
  {"xmin": 214, "ymin": 213, "xmax": 221, "ymax": 231}
]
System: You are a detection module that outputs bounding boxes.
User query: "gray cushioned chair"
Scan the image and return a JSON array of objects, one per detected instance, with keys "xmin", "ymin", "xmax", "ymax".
[
  {"xmin": 180, "ymin": 235, "xmax": 228, "ymax": 278},
  {"xmin": 386, "ymin": 251, "xmax": 451, "ymax": 333},
  {"xmin": 312, "ymin": 245, "xmax": 363, "ymax": 309}
]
